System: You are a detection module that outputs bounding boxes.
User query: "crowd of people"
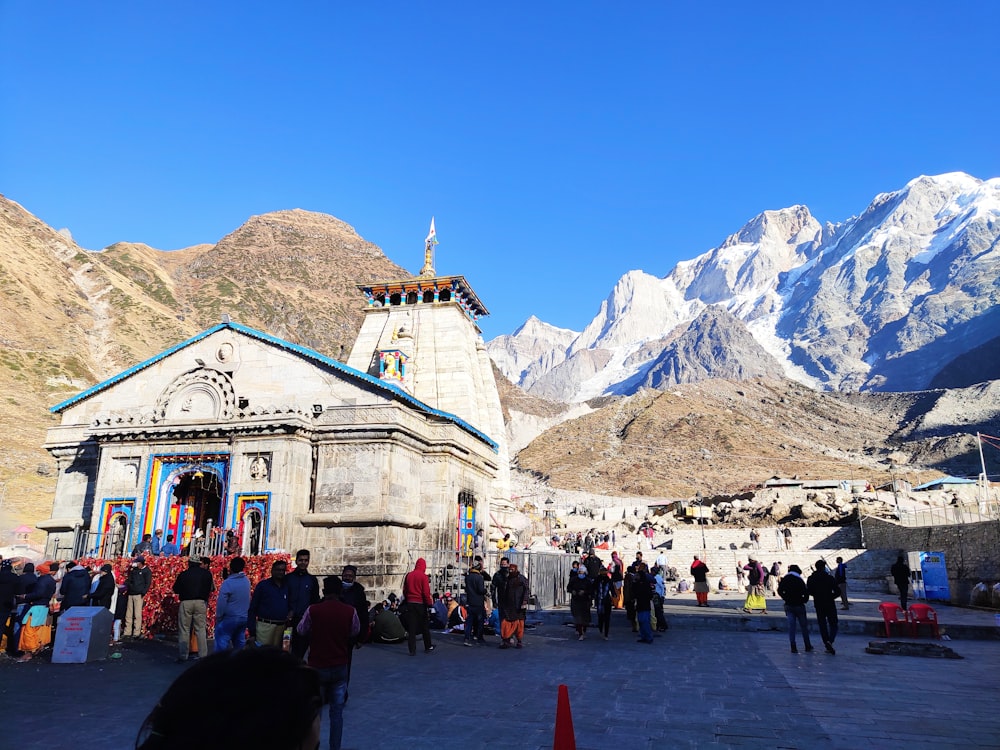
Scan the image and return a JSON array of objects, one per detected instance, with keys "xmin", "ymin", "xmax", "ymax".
[{"xmin": 1, "ymin": 538, "xmax": 888, "ymax": 749}]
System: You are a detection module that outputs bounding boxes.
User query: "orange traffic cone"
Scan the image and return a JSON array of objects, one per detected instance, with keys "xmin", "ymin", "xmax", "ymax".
[{"xmin": 553, "ymin": 683, "xmax": 577, "ymax": 750}]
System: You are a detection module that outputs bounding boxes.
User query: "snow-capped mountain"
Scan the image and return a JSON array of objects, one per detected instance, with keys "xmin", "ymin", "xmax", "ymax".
[{"xmin": 487, "ymin": 172, "xmax": 1000, "ymax": 402}]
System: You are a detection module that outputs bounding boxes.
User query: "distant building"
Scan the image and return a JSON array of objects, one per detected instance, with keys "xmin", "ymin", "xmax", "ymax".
[{"xmin": 912, "ymin": 476, "xmax": 978, "ymax": 492}]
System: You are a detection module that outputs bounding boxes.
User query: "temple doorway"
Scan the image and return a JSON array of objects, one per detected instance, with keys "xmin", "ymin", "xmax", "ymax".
[
  {"xmin": 103, "ymin": 513, "xmax": 129, "ymax": 558},
  {"xmin": 169, "ymin": 470, "xmax": 224, "ymax": 548},
  {"xmin": 242, "ymin": 508, "xmax": 264, "ymax": 556}
]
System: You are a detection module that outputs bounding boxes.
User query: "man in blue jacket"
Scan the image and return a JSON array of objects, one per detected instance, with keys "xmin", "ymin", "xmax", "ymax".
[
  {"xmin": 248, "ymin": 560, "xmax": 290, "ymax": 648},
  {"xmin": 214, "ymin": 557, "xmax": 251, "ymax": 651}
]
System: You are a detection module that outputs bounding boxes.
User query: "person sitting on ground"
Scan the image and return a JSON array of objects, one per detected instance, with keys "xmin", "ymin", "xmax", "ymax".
[
  {"xmin": 717, "ymin": 575, "xmax": 732, "ymax": 591},
  {"xmin": 370, "ymin": 603, "xmax": 407, "ymax": 644},
  {"xmin": 447, "ymin": 594, "xmax": 467, "ymax": 632},
  {"xmin": 430, "ymin": 593, "xmax": 448, "ymax": 630},
  {"xmin": 675, "ymin": 579, "xmax": 690, "ymax": 593}
]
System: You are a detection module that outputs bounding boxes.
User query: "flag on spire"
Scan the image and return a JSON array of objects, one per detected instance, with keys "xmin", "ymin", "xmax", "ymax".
[{"xmin": 425, "ymin": 217, "xmax": 439, "ymax": 245}]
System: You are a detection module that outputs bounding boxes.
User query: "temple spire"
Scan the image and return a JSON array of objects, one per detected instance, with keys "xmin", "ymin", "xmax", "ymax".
[{"xmin": 419, "ymin": 217, "xmax": 439, "ymax": 277}]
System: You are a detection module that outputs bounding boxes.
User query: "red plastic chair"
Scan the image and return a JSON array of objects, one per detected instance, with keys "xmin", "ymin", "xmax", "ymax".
[
  {"xmin": 908, "ymin": 603, "xmax": 940, "ymax": 638},
  {"xmin": 878, "ymin": 602, "xmax": 910, "ymax": 637}
]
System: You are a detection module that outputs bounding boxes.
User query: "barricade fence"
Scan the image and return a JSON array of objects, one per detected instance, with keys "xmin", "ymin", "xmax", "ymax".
[{"xmin": 403, "ymin": 549, "xmax": 580, "ymax": 609}]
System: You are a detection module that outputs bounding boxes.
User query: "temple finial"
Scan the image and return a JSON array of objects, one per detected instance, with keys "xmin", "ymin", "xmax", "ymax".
[{"xmin": 419, "ymin": 217, "xmax": 438, "ymax": 277}]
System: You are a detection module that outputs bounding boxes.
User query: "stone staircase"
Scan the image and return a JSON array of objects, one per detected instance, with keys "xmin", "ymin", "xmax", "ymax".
[{"xmin": 646, "ymin": 524, "xmax": 897, "ymax": 590}]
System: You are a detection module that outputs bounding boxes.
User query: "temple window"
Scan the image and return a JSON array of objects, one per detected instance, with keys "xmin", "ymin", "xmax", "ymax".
[
  {"xmin": 423, "ymin": 290, "xmax": 435, "ymax": 303},
  {"xmin": 389, "ymin": 292, "xmax": 402, "ymax": 306},
  {"xmin": 406, "ymin": 291, "xmax": 418, "ymax": 305},
  {"xmin": 439, "ymin": 288, "xmax": 451, "ymax": 302}
]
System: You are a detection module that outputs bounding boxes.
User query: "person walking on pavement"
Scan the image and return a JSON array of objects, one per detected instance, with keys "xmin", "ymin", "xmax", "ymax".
[
  {"xmin": 339, "ymin": 563, "xmax": 368, "ymax": 699},
  {"xmin": 173, "ymin": 556, "xmax": 215, "ymax": 662},
  {"xmin": 807, "ymin": 560, "xmax": 841, "ymax": 655},
  {"xmin": 464, "ymin": 557, "xmax": 488, "ymax": 646},
  {"xmin": 690, "ymin": 555, "xmax": 711, "ymax": 607},
  {"xmin": 610, "ymin": 551, "xmax": 625, "ymax": 609},
  {"xmin": 834, "ymin": 556, "xmax": 850, "ymax": 610},
  {"xmin": 742, "ymin": 557, "xmax": 768, "ymax": 614},
  {"xmin": 891, "ymin": 555, "xmax": 911, "ymax": 611},
  {"xmin": 567, "ymin": 564, "xmax": 593, "ymax": 640},
  {"xmin": 782, "ymin": 526, "xmax": 793, "ymax": 550},
  {"xmin": 499, "ymin": 563, "xmax": 530, "ymax": 649},
  {"xmin": 594, "ymin": 566, "xmax": 613, "ymax": 640},
  {"xmin": 214, "ymin": 557, "xmax": 251, "ymax": 652},
  {"xmin": 631, "ymin": 562, "xmax": 655, "ymax": 644},
  {"xmin": 651, "ymin": 565, "xmax": 668, "ymax": 631},
  {"xmin": 248, "ymin": 560, "xmax": 291, "ymax": 648},
  {"xmin": 778, "ymin": 564, "xmax": 813, "ymax": 654},
  {"xmin": 287, "ymin": 550, "xmax": 320, "ymax": 660},
  {"xmin": 123, "ymin": 555, "xmax": 152, "ymax": 639},
  {"xmin": 297, "ymin": 575, "xmax": 359, "ymax": 750},
  {"xmin": 402, "ymin": 557, "xmax": 435, "ymax": 655}
]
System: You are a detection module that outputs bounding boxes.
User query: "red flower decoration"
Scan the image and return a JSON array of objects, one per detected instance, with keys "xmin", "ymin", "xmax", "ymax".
[{"xmin": 79, "ymin": 553, "xmax": 290, "ymax": 639}]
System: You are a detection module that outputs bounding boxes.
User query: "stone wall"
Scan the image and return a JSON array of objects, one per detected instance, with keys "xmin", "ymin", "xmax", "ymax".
[{"xmin": 860, "ymin": 516, "xmax": 1000, "ymax": 602}]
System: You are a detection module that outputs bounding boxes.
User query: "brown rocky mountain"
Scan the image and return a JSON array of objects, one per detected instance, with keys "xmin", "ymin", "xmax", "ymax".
[
  {"xmin": 0, "ymin": 196, "xmax": 407, "ymax": 535},
  {"xmin": 513, "ymin": 378, "xmax": 1000, "ymax": 498}
]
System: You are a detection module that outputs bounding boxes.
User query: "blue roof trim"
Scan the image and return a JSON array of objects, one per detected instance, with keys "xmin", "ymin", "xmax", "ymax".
[
  {"xmin": 50, "ymin": 322, "xmax": 499, "ymax": 453},
  {"xmin": 912, "ymin": 476, "xmax": 977, "ymax": 490}
]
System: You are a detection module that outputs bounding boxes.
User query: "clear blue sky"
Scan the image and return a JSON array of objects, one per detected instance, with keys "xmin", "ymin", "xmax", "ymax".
[{"xmin": 2, "ymin": 2, "xmax": 998, "ymax": 341}]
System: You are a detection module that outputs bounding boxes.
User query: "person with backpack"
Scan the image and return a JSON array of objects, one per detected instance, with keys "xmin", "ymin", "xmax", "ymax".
[
  {"xmin": 742, "ymin": 557, "xmax": 768, "ymax": 614},
  {"xmin": 777, "ymin": 564, "xmax": 813, "ymax": 654}
]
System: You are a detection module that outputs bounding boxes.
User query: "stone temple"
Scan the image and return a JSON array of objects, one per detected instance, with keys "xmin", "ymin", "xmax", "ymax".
[{"xmin": 38, "ymin": 238, "xmax": 510, "ymax": 591}]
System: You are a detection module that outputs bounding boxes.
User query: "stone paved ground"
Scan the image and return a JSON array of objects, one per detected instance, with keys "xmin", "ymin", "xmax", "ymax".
[{"xmin": 2, "ymin": 606, "xmax": 998, "ymax": 750}]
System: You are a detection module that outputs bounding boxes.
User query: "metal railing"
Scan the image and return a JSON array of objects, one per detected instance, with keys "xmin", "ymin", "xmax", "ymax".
[{"xmin": 896, "ymin": 501, "xmax": 1000, "ymax": 528}]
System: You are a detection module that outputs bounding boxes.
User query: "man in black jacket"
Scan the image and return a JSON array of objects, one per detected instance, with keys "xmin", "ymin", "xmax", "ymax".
[
  {"xmin": 59, "ymin": 562, "xmax": 91, "ymax": 612},
  {"xmin": 172, "ymin": 557, "xmax": 215, "ymax": 662},
  {"xmin": 463, "ymin": 558, "xmax": 487, "ymax": 646},
  {"xmin": 124, "ymin": 556, "xmax": 152, "ymax": 639},
  {"xmin": 777, "ymin": 564, "xmax": 813, "ymax": 654},
  {"xmin": 491, "ymin": 557, "xmax": 510, "ymax": 621},
  {"xmin": 286, "ymin": 550, "xmax": 320, "ymax": 660},
  {"xmin": 89, "ymin": 564, "xmax": 116, "ymax": 610},
  {"xmin": 807, "ymin": 560, "xmax": 841, "ymax": 655}
]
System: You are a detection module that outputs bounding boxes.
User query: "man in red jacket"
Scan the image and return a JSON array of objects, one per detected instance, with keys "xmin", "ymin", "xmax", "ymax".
[
  {"xmin": 402, "ymin": 557, "xmax": 435, "ymax": 656},
  {"xmin": 297, "ymin": 575, "xmax": 359, "ymax": 750}
]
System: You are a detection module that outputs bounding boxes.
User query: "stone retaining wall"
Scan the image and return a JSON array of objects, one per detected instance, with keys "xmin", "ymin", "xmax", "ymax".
[{"xmin": 860, "ymin": 515, "xmax": 1000, "ymax": 603}]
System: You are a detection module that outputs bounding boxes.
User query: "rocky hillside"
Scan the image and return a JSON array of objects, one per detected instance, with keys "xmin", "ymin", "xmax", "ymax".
[
  {"xmin": 512, "ymin": 378, "xmax": 1000, "ymax": 499},
  {"xmin": 0, "ymin": 195, "xmax": 408, "ymax": 534}
]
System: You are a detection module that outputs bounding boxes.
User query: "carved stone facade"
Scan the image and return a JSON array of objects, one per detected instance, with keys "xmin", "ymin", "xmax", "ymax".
[{"xmin": 39, "ymin": 322, "xmax": 500, "ymax": 593}]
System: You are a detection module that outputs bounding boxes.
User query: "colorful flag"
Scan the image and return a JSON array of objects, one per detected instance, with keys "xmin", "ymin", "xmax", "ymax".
[{"xmin": 425, "ymin": 217, "xmax": 439, "ymax": 245}]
